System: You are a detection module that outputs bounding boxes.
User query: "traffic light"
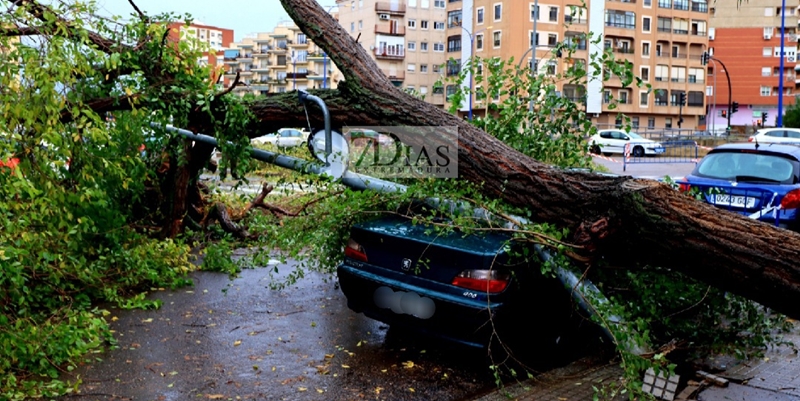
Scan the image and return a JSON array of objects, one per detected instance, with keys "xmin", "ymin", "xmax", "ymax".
[
  {"xmin": 762, "ymin": 111, "xmax": 769, "ymax": 123},
  {"xmin": 701, "ymin": 52, "xmax": 709, "ymax": 65},
  {"xmin": 679, "ymin": 92, "xmax": 686, "ymax": 106},
  {"xmin": 732, "ymin": 102, "xmax": 739, "ymax": 114},
  {"xmin": 721, "ymin": 109, "xmax": 727, "ymax": 118}
]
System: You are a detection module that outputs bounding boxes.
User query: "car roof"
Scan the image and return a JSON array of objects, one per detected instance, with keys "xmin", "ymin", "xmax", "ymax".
[{"xmin": 710, "ymin": 142, "xmax": 800, "ymax": 157}]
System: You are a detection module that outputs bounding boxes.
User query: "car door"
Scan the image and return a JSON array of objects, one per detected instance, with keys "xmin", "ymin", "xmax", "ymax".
[{"xmin": 609, "ymin": 130, "xmax": 630, "ymax": 154}]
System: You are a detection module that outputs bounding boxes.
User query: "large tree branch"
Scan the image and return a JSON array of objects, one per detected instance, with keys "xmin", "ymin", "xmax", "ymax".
[
  {"xmin": 274, "ymin": 0, "xmax": 800, "ymax": 320},
  {"xmin": 10, "ymin": 0, "xmax": 131, "ymax": 54}
]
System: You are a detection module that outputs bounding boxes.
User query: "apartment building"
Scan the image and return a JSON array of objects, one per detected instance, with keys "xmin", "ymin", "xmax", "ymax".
[
  {"xmin": 336, "ymin": 0, "xmax": 449, "ymax": 107},
  {"xmin": 707, "ymin": 0, "xmax": 798, "ymax": 129},
  {"xmin": 225, "ymin": 21, "xmax": 342, "ymax": 96},
  {"xmin": 444, "ymin": 0, "xmax": 710, "ymax": 129},
  {"xmin": 167, "ymin": 22, "xmax": 234, "ymax": 86}
]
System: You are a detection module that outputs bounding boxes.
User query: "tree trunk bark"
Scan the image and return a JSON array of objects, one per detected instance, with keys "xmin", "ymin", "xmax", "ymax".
[{"xmin": 262, "ymin": 0, "xmax": 800, "ymax": 320}]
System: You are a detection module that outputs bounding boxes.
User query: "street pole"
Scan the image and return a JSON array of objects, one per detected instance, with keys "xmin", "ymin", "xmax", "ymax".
[
  {"xmin": 709, "ymin": 59, "xmax": 717, "ymax": 134},
  {"xmin": 778, "ymin": 0, "xmax": 787, "ymax": 126},
  {"xmin": 469, "ymin": 34, "xmax": 474, "ymax": 121},
  {"xmin": 711, "ymin": 56, "xmax": 732, "ymax": 132},
  {"xmin": 323, "ymin": 52, "xmax": 327, "ymax": 89},
  {"xmin": 530, "ymin": 0, "xmax": 538, "ymax": 113},
  {"xmin": 293, "ymin": 54, "xmax": 297, "ymax": 90}
]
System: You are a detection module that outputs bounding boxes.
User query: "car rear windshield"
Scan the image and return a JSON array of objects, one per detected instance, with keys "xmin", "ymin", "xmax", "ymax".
[{"xmin": 695, "ymin": 151, "xmax": 798, "ymax": 183}]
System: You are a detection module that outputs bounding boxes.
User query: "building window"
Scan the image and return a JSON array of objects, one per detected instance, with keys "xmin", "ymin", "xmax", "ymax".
[
  {"xmin": 603, "ymin": 90, "xmax": 611, "ymax": 104},
  {"xmin": 648, "ymin": 117, "xmax": 655, "ymax": 128},
  {"xmin": 494, "ymin": 3, "xmax": 502, "ymax": 21},
  {"xmin": 644, "ymin": 0, "xmax": 651, "ymax": 6},
  {"xmin": 531, "ymin": 5, "xmax": 539, "ymax": 20},
  {"xmin": 359, "ymin": 20, "xmax": 363, "ymax": 30},
  {"xmin": 446, "ymin": 59, "xmax": 461, "ymax": 76},
  {"xmin": 448, "ymin": 10, "xmax": 462, "ymax": 27},
  {"xmin": 546, "ymin": 61, "xmax": 557, "ymax": 75},
  {"xmin": 640, "ymin": 91, "xmax": 649, "ymax": 106},
  {"xmin": 420, "ymin": 86, "xmax": 428, "ymax": 94},
  {"xmin": 605, "ymin": 10, "xmax": 636, "ymax": 29},
  {"xmin": 408, "ymin": 19, "xmax": 416, "ymax": 29},
  {"xmin": 476, "ymin": 34, "xmax": 484, "ymax": 50},
  {"xmin": 421, "ymin": 20, "xmax": 429, "ymax": 29},
  {"xmin": 350, "ymin": 22, "xmax": 355, "ymax": 32},
  {"xmin": 665, "ymin": 117, "xmax": 672, "ymax": 129},
  {"xmin": 434, "ymin": 42, "xmax": 445, "ymax": 52},
  {"xmin": 433, "ymin": 64, "xmax": 441, "ymax": 73},
  {"xmin": 688, "ymin": 91, "xmax": 704, "ymax": 106},
  {"xmin": 632, "ymin": 117, "xmax": 640, "ymax": 128},
  {"xmin": 433, "ymin": 85, "xmax": 444, "ymax": 94},
  {"xmin": 421, "ymin": 42, "xmax": 428, "ymax": 51},
  {"xmin": 434, "ymin": 21, "xmax": 445, "ymax": 30},
  {"xmin": 447, "ymin": 35, "xmax": 462, "ymax": 52},
  {"xmin": 761, "ymin": 86, "xmax": 772, "ymax": 96},
  {"xmin": 493, "ymin": 31, "xmax": 501, "ymax": 47},
  {"xmin": 619, "ymin": 90, "xmax": 629, "ymax": 104},
  {"xmin": 549, "ymin": 6, "xmax": 558, "ymax": 22},
  {"xmin": 446, "ymin": 85, "xmax": 457, "ymax": 99},
  {"xmin": 642, "ymin": 42, "xmax": 650, "ymax": 56},
  {"xmin": 408, "ymin": 42, "xmax": 416, "ymax": 51},
  {"xmin": 434, "ymin": 0, "xmax": 445, "ymax": 8},
  {"xmin": 548, "ymin": 34, "xmax": 558, "ymax": 47},
  {"xmin": 764, "ymin": 27, "xmax": 774, "ymax": 37},
  {"xmin": 408, "ymin": 64, "xmax": 416, "ymax": 72},
  {"xmin": 764, "ymin": 47, "xmax": 772, "ymax": 57},
  {"xmin": 762, "ymin": 67, "xmax": 772, "ymax": 76},
  {"xmin": 643, "ymin": 17, "xmax": 651, "ymax": 32},
  {"xmin": 641, "ymin": 67, "xmax": 650, "ymax": 81},
  {"xmin": 477, "ymin": 7, "xmax": 484, "ymax": 24},
  {"xmin": 657, "ymin": 17, "xmax": 671, "ymax": 32},
  {"xmin": 421, "ymin": 64, "xmax": 428, "ymax": 73}
]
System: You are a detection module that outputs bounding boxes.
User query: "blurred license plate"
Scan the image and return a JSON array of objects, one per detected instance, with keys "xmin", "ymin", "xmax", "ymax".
[
  {"xmin": 654, "ymin": 148, "xmax": 665, "ymax": 154},
  {"xmin": 711, "ymin": 194, "xmax": 756, "ymax": 208}
]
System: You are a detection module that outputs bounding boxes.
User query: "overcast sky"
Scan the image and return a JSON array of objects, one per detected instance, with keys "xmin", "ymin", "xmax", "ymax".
[{"xmin": 96, "ymin": 0, "xmax": 335, "ymax": 41}]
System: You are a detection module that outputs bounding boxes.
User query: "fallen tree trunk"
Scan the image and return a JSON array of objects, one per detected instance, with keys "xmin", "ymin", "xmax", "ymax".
[{"xmin": 260, "ymin": 0, "xmax": 800, "ymax": 320}]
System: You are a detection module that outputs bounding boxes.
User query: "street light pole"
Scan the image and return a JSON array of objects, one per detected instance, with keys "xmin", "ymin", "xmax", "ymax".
[
  {"xmin": 710, "ymin": 56, "xmax": 732, "ymax": 131},
  {"xmin": 778, "ymin": 0, "xmax": 787, "ymax": 127},
  {"xmin": 530, "ymin": 0, "xmax": 538, "ymax": 113},
  {"xmin": 469, "ymin": 34, "xmax": 474, "ymax": 121},
  {"xmin": 323, "ymin": 52, "xmax": 328, "ymax": 89}
]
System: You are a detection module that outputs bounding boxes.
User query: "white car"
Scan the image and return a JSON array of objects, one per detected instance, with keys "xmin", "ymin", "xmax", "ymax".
[
  {"xmin": 748, "ymin": 128, "xmax": 800, "ymax": 144},
  {"xmin": 251, "ymin": 128, "xmax": 310, "ymax": 148},
  {"xmin": 275, "ymin": 128, "xmax": 309, "ymax": 148},
  {"xmin": 588, "ymin": 129, "xmax": 665, "ymax": 157}
]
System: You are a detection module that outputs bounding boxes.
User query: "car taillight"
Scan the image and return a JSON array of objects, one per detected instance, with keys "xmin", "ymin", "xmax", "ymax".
[
  {"xmin": 344, "ymin": 237, "xmax": 367, "ymax": 262},
  {"xmin": 451, "ymin": 270, "xmax": 510, "ymax": 294},
  {"xmin": 678, "ymin": 183, "xmax": 691, "ymax": 192},
  {"xmin": 748, "ymin": 137, "xmax": 755, "ymax": 142},
  {"xmin": 781, "ymin": 189, "xmax": 800, "ymax": 209}
]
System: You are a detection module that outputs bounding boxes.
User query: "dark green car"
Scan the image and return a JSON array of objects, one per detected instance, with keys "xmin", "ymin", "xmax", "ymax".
[{"xmin": 337, "ymin": 214, "xmax": 582, "ymax": 352}]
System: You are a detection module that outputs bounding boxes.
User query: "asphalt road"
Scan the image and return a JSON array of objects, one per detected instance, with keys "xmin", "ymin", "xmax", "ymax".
[{"xmin": 57, "ymin": 256, "xmax": 501, "ymax": 401}]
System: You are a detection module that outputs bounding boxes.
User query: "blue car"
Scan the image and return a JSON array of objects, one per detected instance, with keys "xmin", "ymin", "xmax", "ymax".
[
  {"xmin": 336, "ymin": 210, "xmax": 588, "ymax": 356},
  {"xmin": 678, "ymin": 143, "xmax": 800, "ymax": 231}
]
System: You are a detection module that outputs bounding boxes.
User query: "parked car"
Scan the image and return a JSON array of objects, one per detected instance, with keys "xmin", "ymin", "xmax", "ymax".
[
  {"xmin": 347, "ymin": 129, "xmax": 395, "ymax": 146},
  {"xmin": 678, "ymin": 143, "xmax": 800, "ymax": 231},
  {"xmin": 336, "ymin": 208, "xmax": 592, "ymax": 357},
  {"xmin": 250, "ymin": 133, "xmax": 278, "ymax": 146},
  {"xmin": 748, "ymin": 128, "xmax": 800, "ymax": 144},
  {"xmin": 588, "ymin": 129, "xmax": 665, "ymax": 157},
  {"xmin": 275, "ymin": 128, "xmax": 309, "ymax": 148}
]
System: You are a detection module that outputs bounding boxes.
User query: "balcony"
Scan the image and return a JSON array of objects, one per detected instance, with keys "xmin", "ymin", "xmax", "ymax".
[
  {"xmin": 290, "ymin": 38, "xmax": 309, "ymax": 47},
  {"xmin": 673, "ymin": 3, "xmax": 689, "ymax": 11},
  {"xmin": 286, "ymin": 72, "xmax": 308, "ymax": 80},
  {"xmin": 374, "ymin": 47, "xmax": 405, "ymax": 59},
  {"xmin": 382, "ymin": 69, "xmax": 405, "ymax": 81},
  {"xmin": 692, "ymin": 30, "xmax": 706, "ymax": 37},
  {"xmin": 253, "ymin": 63, "xmax": 271, "ymax": 71},
  {"xmin": 375, "ymin": 1, "xmax": 406, "ymax": 15},
  {"xmin": 613, "ymin": 47, "xmax": 635, "ymax": 55},
  {"xmin": 375, "ymin": 23, "xmax": 405, "ymax": 35},
  {"xmin": 788, "ymin": 34, "xmax": 798, "ymax": 43},
  {"xmin": 564, "ymin": 15, "xmax": 587, "ymax": 25},
  {"xmin": 308, "ymin": 70, "xmax": 333, "ymax": 80},
  {"xmin": 608, "ymin": 0, "xmax": 636, "ymax": 3},
  {"xmin": 673, "ymin": 29, "xmax": 688, "ymax": 35},
  {"xmin": 308, "ymin": 51, "xmax": 327, "ymax": 60},
  {"xmin": 238, "ymin": 53, "xmax": 254, "ymax": 60}
]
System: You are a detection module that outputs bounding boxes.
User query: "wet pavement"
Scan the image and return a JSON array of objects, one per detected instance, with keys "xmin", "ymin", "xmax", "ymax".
[{"xmin": 57, "ymin": 256, "xmax": 497, "ymax": 401}]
